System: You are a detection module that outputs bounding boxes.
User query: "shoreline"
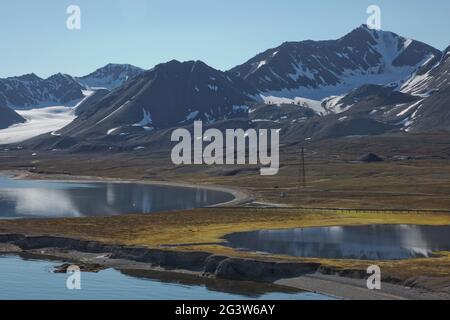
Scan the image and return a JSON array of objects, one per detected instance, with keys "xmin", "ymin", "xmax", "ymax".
[
  {"xmin": 0, "ymin": 252, "xmax": 308, "ymax": 299},
  {"xmin": 1, "ymin": 234, "xmax": 449, "ymax": 300},
  {"xmin": 1, "ymin": 170, "xmax": 450, "ymax": 300},
  {"xmin": 2, "ymin": 170, "xmax": 255, "ymax": 208},
  {"xmin": 0, "ymin": 234, "xmax": 327, "ymax": 296}
]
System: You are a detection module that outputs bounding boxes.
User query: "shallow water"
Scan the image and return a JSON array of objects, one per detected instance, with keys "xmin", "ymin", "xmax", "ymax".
[
  {"xmin": 224, "ymin": 225, "xmax": 450, "ymax": 260},
  {"xmin": 0, "ymin": 255, "xmax": 332, "ymax": 300},
  {"xmin": 0, "ymin": 176, "xmax": 234, "ymax": 218}
]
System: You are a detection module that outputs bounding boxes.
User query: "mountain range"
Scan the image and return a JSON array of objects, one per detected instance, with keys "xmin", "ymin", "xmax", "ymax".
[
  {"xmin": 1, "ymin": 25, "xmax": 449, "ymax": 152},
  {"xmin": 0, "ymin": 73, "xmax": 85, "ymax": 110},
  {"xmin": 75, "ymin": 64, "xmax": 144, "ymax": 91},
  {"xmin": 0, "ymin": 64, "xmax": 144, "ymax": 111}
]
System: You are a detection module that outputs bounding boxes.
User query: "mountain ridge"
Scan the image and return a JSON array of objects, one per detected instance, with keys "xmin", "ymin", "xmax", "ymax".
[
  {"xmin": 75, "ymin": 63, "xmax": 144, "ymax": 91},
  {"xmin": 1, "ymin": 26, "xmax": 449, "ymax": 149},
  {"xmin": 54, "ymin": 59, "xmax": 257, "ymax": 139},
  {"xmin": 230, "ymin": 25, "xmax": 442, "ymax": 100},
  {"xmin": 0, "ymin": 64, "xmax": 144, "ymax": 110}
]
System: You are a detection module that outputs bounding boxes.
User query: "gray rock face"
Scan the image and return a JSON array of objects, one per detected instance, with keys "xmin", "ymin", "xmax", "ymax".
[
  {"xmin": 0, "ymin": 73, "xmax": 85, "ymax": 110},
  {"xmin": 402, "ymin": 45, "xmax": 450, "ymax": 95},
  {"xmin": 75, "ymin": 88, "xmax": 110, "ymax": 116},
  {"xmin": 282, "ymin": 115, "xmax": 396, "ymax": 141},
  {"xmin": 317, "ymin": 42, "xmax": 450, "ymax": 134},
  {"xmin": 57, "ymin": 60, "xmax": 257, "ymax": 139},
  {"xmin": 214, "ymin": 258, "xmax": 320, "ymax": 281},
  {"xmin": 0, "ymin": 64, "xmax": 144, "ymax": 110},
  {"xmin": 406, "ymin": 90, "xmax": 450, "ymax": 132},
  {"xmin": 359, "ymin": 153, "xmax": 384, "ymax": 163},
  {"xmin": 230, "ymin": 25, "xmax": 441, "ymax": 100},
  {"xmin": 397, "ymin": 45, "xmax": 450, "ymax": 132},
  {"xmin": 53, "ymin": 263, "xmax": 105, "ymax": 273},
  {"xmin": 76, "ymin": 63, "xmax": 144, "ymax": 90},
  {"xmin": 319, "ymin": 79, "xmax": 450, "ymax": 135},
  {"xmin": 0, "ymin": 105, "xmax": 26, "ymax": 129},
  {"xmin": 249, "ymin": 103, "xmax": 317, "ymax": 123},
  {"xmin": 335, "ymin": 84, "xmax": 417, "ymax": 111}
]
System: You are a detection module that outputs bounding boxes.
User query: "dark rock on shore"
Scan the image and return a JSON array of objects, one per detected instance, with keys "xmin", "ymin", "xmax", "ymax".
[
  {"xmin": 204, "ymin": 255, "xmax": 228, "ymax": 274},
  {"xmin": 53, "ymin": 263, "xmax": 105, "ymax": 273},
  {"xmin": 0, "ymin": 235, "xmax": 211, "ymax": 272},
  {"xmin": 359, "ymin": 153, "xmax": 384, "ymax": 163},
  {"xmin": 0, "ymin": 234, "xmax": 396, "ymax": 284},
  {"xmin": 214, "ymin": 258, "xmax": 320, "ymax": 281}
]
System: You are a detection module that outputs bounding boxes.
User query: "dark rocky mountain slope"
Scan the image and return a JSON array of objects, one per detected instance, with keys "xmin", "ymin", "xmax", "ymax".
[
  {"xmin": 0, "ymin": 105, "xmax": 26, "ymax": 129},
  {"xmin": 0, "ymin": 73, "xmax": 85, "ymax": 110},
  {"xmin": 54, "ymin": 60, "xmax": 257, "ymax": 139},
  {"xmin": 75, "ymin": 64, "xmax": 144, "ymax": 91},
  {"xmin": 230, "ymin": 25, "xmax": 441, "ymax": 100}
]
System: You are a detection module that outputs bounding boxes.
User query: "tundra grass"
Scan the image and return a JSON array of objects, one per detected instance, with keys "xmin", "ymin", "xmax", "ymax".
[{"xmin": 1, "ymin": 208, "xmax": 450, "ymax": 283}]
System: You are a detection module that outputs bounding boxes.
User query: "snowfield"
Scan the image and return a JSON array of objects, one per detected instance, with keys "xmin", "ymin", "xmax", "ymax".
[
  {"xmin": 259, "ymin": 94, "xmax": 327, "ymax": 115},
  {"xmin": 0, "ymin": 106, "xmax": 76, "ymax": 145}
]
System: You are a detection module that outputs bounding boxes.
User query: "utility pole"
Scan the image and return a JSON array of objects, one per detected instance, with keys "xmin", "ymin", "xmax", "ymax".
[{"xmin": 298, "ymin": 145, "xmax": 306, "ymax": 189}]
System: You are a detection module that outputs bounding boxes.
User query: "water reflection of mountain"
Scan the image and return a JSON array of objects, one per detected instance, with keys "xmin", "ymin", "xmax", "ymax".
[
  {"xmin": 225, "ymin": 225, "xmax": 450, "ymax": 260},
  {"xmin": 0, "ymin": 177, "xmax": 233, "ymax": 218}
]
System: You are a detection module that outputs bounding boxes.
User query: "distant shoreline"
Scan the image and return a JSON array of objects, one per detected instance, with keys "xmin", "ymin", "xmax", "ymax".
[
  {"xmin": 1, "ymin": 170, "xmax": 450, "ymax": 300},
  {"xmin": 2, "ymin": 169, "xmax": 254, "ymax": 208}
]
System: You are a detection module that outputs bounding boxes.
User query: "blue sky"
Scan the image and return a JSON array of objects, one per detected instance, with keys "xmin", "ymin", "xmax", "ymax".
[{"xmin": 1, "ymin": 0, "xmax": 449, "ymax": 78}]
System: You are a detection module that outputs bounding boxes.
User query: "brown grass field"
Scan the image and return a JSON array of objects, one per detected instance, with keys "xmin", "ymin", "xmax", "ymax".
[
  {"xmin": 1, "ymin": 133, "xmax": 450, "ymax": 287},
  {"xmin": 1, "ymin": 208, "xmax": 450, "ymax": 284}
]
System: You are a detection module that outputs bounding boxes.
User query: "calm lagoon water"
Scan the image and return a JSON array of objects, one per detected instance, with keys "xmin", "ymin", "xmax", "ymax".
[
  {"xmin": 224, "ymin": 225, "xmax": 450, "ymax": 260},
  {"xmin": 0, "ymin": 177, "xmax": 336, "ymax": 300},
  {"xmin": 0, "ymin": 255, "xmax": 332, "ymax": 300},
  {"xmin": 0, "ymin": 176, "xmax": 234, "ymax": 218}
]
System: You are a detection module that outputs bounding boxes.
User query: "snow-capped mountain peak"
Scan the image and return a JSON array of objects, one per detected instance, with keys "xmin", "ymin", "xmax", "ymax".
[
  {"xmin": 230, "ymin": 25, "xmax": 441, "ymax": 101},
  {"xmin": 0, "ymin": 64, "xmax": 144, "ymax": 111},
  {"xmin": 0, "ymin": 73, "xmax": 85, "ymax": 110},
  {"xmin": 76, "ymin": 63, "xmax": 144, "ymax": 90}
]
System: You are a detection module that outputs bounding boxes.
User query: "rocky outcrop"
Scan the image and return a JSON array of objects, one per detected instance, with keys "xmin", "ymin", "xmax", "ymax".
[
  {"xmin": 0, "ymin": 73, "xmax": 85, "ymax": 109},
  {"xmin": 214, "ymin": 258, "xmax": 321, "ymax": 281},
  {"xmin": 53, "ymin": 263, "xmax": 105, "ymax": 273},
  {"xmin": 0, "ymin": 234, "xmax": 324, "ymax": 281},
  {"xmin": 1, "ymin": 235, "xmax": 211, "ymax": 271},
  {"xmin": 0, "ymin": 105, "xmax": 26, "ymax": 129},
  {"xmin": 359, "ymin": 153, "xmax": 384, "ymax": 162}
]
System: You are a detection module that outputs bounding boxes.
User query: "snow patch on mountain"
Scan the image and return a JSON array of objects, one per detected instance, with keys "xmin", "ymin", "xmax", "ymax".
[
  {"xmin": 0, "ymin": 73, "xmax": 85, "ymax": 110},
  {"xmin": 231, "ymin": 25, "xmax": 441, "ymax": 102},
  {"xmin": 186, "ymin": 111, "xmax": 200, "ymax": 121},
  {"xmin": 232, "ymin": 105, "xmax": 250, "ymax": 113},
  {"xmin": 208, "ymin": 84, "xmax": 219, "ymax": 91},
  {"xmin": 399, "ymin": 104, "xmax": 424, "ymax": 132},
  {"xmin": 0, "ymin": 106, "xmax": 76, "ymax": 145},
  {"xmin": 396, "ymin": 100, "xmax": 423, "ymax": 117},
  {"xmin": 260, "ymin": 95, "xmax": 326, "ymax": 115},
  {"xmin": 257, "ymin": 60, "xmax": 267, "ymax": 69},
  {"xmin": 76, "ymin": 64, "xmax": 144, "ymax": 90},
  {"xmin": 107, "ymin": 127, "xmax": 120, "ymax": 135},
  {"xmin": 133, "ymin": 109, "xmax": 153, "ymax": 127}
]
